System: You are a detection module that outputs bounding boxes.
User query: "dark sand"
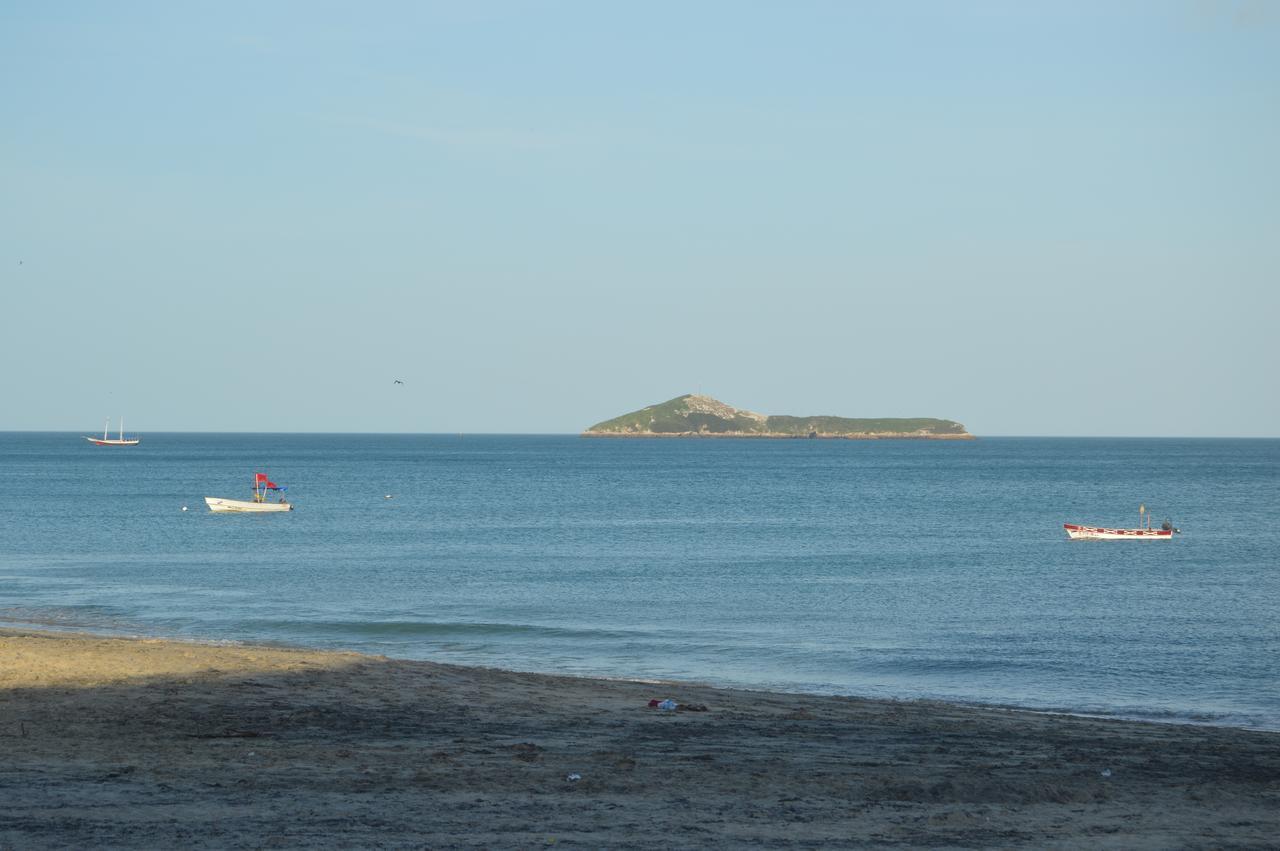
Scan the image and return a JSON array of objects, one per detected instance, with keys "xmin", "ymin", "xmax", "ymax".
[{"xmin": 2, "ymin": 627, "xmax": 1277, "ymax": 848}]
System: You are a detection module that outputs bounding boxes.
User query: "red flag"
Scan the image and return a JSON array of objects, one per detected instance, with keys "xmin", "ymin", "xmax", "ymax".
[
  {"xmin": 266, "ymin": 480, "xmax": 279, "ymax": 489},
  {"xmin": 255, "ymin": 473, "xmax": 268, "ymax": 483}
]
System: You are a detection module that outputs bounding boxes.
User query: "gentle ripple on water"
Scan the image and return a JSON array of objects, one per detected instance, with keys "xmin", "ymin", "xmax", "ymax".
[{"xmin": 1, "ymin": 432, "xmax": 1277, "ymax": 730}]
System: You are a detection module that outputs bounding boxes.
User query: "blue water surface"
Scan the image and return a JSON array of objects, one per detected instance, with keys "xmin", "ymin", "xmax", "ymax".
[{"xmin": 1, "ymin": 433, "xmax": 1277, "ymax": 730}]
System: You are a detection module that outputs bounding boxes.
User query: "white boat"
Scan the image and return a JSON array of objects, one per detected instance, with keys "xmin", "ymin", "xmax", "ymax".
[
  {"xmin": 85, "ymin": 417, "xmax": 140, "ymax": 446},
  {"xmin": 204, "ymin": 497, "xmax": 293, "ymax": 513},
  {"xmin": 205, "ymin": 472, "xmax": 293, "ymax": 513},
  {"xmin": 1064, "ymin": 505, "xmax": 1177, "ymax": 540}
]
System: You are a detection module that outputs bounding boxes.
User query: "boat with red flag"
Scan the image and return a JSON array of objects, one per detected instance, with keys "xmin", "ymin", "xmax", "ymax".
[
  {"xmin": 205, "ymin": 473, "xmax": 293, "ymax": 512},
  {"xmin": 1064, "ymin": 505, "xmax": 1178, "ymax": 540}
]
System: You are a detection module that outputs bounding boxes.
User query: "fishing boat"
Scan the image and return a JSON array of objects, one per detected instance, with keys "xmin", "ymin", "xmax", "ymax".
[
  {"xmin": 205, "ymin": 473, "xmax": 293, "ymax": 513},
  {"xmin": 84, "ymin": 417, "xmax": 140, "ymax": 446},
  {"xmin": 1064, "ymin": 505, "xmax": 1178, "ymax": 540}
]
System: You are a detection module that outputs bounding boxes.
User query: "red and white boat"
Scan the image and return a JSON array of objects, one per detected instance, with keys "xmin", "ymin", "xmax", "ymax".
[
  {"xmin": 1064, "ymin": 505, "xmax": 1178, "ymax": 540},
  {"xmin": 205, "ymin": 472, "xmax": 293, "ymax": 513},
  {"xmin": 1063, "ymin": 524, "xmax": 1175, "ymax": 540},
  {"xmin": 84, "ymin": 417, "xmax": 140, "ymax": 446}
]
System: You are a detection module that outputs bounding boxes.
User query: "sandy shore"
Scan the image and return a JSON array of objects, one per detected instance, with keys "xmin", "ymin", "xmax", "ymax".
[{"xmin": 2, "ymin": 628, "xmax": 1277, "ymax": 848}]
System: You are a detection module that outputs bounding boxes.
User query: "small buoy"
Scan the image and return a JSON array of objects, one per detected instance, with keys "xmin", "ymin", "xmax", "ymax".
[{"xmin": 181, "ymin": 506, "xmax": 188, "ymax": 511}]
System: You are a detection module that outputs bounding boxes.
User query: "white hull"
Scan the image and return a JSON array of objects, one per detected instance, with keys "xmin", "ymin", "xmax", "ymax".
[
  {"xmin": 1064, "ymin": 524, "xmax": 1172, "ymax": 540},
  {"xmin": 86, "ymin": 417, "xmax": 138, "ymax": 445},
  {"xmin": 204, "ymin": 497, "xmax": 293, "ymax": 513}
]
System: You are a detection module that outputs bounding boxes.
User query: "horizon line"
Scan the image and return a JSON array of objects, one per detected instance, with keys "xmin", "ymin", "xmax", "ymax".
[{"xmin": 3, "ymin": 430, "xmax": 1278, "ymax": 440}]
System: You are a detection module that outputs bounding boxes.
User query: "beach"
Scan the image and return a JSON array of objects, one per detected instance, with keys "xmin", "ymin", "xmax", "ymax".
[{"xmin": 2, "ymin": 628, "xmax": 1277, "ymax": 848}]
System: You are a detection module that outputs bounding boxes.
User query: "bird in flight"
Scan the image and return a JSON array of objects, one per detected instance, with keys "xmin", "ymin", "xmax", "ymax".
[{"xmin": 393, "ymin": 379, "xmax": 404, "ymax": 385}]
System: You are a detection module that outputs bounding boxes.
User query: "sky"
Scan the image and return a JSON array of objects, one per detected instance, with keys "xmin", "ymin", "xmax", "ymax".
[{"xmin": 2, "ymin": 1, "xmax": 1277, "ymax": 435}]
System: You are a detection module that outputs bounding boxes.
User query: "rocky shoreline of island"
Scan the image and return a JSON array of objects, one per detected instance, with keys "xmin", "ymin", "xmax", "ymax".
[
  {"xmin": 583, "ymin": 394, "xmax": 975, "ymax": 439},
  {"xmin": 581, "ymin": 430, "xmax": 976, "ymax": 440}
]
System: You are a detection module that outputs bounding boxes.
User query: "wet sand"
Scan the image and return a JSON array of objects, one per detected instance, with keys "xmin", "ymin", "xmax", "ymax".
[{"xmin": 2, "ymin": 627, "xmax": 1277, "ymax": 848}]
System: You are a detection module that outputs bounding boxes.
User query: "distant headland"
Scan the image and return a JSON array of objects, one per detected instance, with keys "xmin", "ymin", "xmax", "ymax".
[{"xmin": 583, "ymin": 395, "xmax": 974, "ymax": 440}]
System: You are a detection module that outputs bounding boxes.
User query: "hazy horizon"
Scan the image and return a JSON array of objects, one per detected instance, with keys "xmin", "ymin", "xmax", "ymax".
[
  {"xmin": 11, "ymin": 426, "xmax": 1280, "ymax": 439},
  {"xmin": 4, "ymin": 3, "xmax": 1277, "ymax": 437}
]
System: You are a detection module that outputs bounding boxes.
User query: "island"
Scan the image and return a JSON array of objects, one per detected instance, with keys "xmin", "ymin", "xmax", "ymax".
[{"xmin": 583, "ymin": 394, "xmax": 974, "ymax": 439}]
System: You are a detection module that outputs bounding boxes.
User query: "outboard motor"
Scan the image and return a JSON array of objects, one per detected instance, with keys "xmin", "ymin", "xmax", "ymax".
[{"xmin": 1161, "ymin": 520, "xmax": 1180, "ymax": 534}]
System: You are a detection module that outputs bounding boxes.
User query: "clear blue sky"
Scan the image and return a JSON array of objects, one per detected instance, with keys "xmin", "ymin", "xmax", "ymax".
[{"xmin": 2, "ymin": 2, "xmax": 1277, "ymax": 435}]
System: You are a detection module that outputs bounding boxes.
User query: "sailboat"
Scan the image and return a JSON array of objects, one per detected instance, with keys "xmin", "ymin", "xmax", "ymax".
[
  {"xmin": 205, "ymin": 472, "xmax": 294, "ymax": 513},
  {"xmin": 84, "ymin": 417, "xmax": 141, "ymax": 446}
]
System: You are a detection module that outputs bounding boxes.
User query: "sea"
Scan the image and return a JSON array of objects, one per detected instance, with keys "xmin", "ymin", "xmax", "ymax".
[{"xmin": 2, "ymin": 433, "xmax": 1277, "ymax": 731}]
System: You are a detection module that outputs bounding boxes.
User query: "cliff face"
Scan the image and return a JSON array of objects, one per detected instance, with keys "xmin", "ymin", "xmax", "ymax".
[{"xmin": 584, "ymin": 395, "xmax": 974, "ymax": 439}]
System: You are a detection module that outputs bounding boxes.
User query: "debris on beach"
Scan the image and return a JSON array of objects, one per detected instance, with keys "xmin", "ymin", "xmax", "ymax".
[{"xmin": 647, "ymin": 699, "xmax": 709, "ymax": 712}]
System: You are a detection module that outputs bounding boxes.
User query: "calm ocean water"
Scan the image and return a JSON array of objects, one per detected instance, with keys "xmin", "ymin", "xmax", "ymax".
[{"xmin": 1, "ymin": 433, "xmax": 1277, "ymax": 730}]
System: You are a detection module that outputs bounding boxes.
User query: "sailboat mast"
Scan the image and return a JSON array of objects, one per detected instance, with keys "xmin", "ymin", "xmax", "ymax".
[
  {"xmin": 103, "ymin": 418, "xmax": 109, "ymax": 440},
  {"xmin": 120, "ymin": 417, "xmax": 124, "ymax": 441}
]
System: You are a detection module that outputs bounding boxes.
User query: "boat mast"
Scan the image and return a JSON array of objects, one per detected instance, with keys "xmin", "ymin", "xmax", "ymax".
[
  {"xmin": 120, "ymin": 416, "xmax": 124, "ymax": 441},
  {"xmin": 103, "ymin": 417, "xmax": 109, "ymax": 441}
]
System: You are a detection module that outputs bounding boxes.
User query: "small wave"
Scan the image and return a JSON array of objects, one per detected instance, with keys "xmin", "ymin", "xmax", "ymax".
[
  {"xmin": 857, "ymin": 656, "xmax": 1037, "ymax": 675},
  {"xmin": 235, "ymin": 618, "xmax": 635, "ymax": 643},
  {"xmin": 0, "ymin": 605, "xmax": 144, "ymax": 633},
  {"xmin": 1031, "ymin": 704, "xmax": 1280, "ymax": 733}
]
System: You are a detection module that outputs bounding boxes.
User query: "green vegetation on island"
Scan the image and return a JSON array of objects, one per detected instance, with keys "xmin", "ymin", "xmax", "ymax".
[{"xmin": 584, "ymin": 395, "xmax": 973, "ymax": 439}]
